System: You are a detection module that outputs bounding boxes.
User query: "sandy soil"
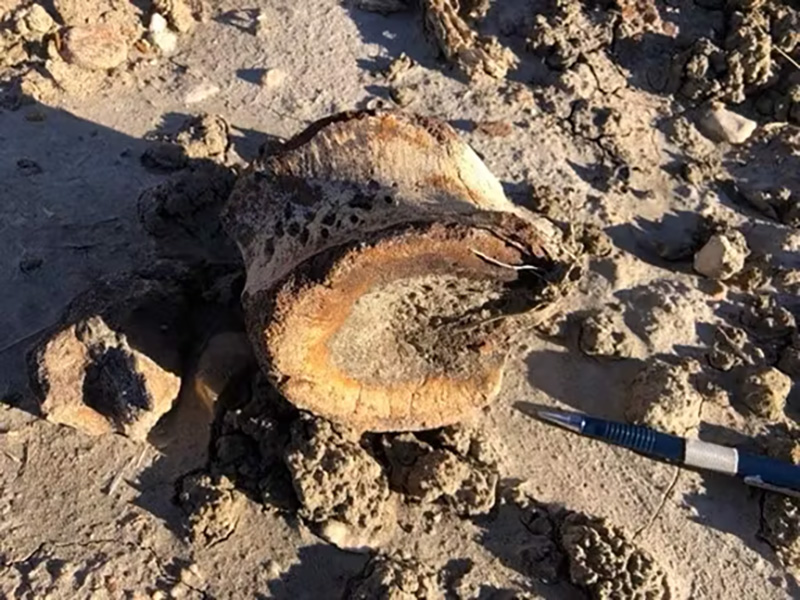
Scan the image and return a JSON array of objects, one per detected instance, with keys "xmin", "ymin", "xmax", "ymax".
[{"xmin": 3, "ymin": 0, "xmax": 800, "ymax": 598}]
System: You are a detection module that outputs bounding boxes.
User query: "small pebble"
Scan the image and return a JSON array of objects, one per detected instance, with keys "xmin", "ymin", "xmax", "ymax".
[
  {"xmin": 693, "ymin": 231, "xmax": 749, "ymax": 280},
  {"xmin": 149, "ymin": 13, "xmax": 178, "ymax": 55},
  {"xmin": 698, "ymin": 102, "xmax": 757, "ymax": 145},
  {"xmin": 260, "ymin": 67, "xmax": 287, "ymax": 89}
]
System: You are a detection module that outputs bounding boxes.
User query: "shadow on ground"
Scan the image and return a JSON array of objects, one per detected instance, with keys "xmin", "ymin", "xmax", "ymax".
[
  {"xmin": 681, "ymin": 421, "xmax": 800, "ymax": 597},
  {"xmin": 264, "ymin": 543, "xmax": 368, "ymax": 600},
  {"xmin": 344, "ymin": 0, "xmax": 551, "ymax": 85},
  {"xmin": 525, "ymin": 348, "xmax": 643, "ymax": 420}
]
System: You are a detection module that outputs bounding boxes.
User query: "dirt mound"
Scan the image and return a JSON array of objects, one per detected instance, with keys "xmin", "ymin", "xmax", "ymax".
[{"xmin": 285, "ymin": 415, "xmax": 397, "ymax": 551}]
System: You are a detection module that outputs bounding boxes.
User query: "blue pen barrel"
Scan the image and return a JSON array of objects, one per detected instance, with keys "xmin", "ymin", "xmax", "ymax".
[
  {"xmin": 737, "ymin": 451, "xmax": 800, "ymax": 492},
  {"xmin": 582, "ymin": 417, "xmax": 685, "ymax": 463}
]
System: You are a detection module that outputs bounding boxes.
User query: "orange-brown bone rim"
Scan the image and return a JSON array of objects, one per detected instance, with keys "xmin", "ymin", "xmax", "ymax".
[{"xmin": 245, "ymin": 216, "xmax": 559, "ymax": 432}]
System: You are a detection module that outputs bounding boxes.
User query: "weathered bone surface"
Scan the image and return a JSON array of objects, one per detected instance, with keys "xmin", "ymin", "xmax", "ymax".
[{"xmin": 223, "ymin": 110, "xmax": 567, "ymax": 432}]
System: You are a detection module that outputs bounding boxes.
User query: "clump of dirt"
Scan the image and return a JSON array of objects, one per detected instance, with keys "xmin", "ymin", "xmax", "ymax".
[
  {"xmin": 178, "ymin": 473, "xmax": 246, "ymax": 547},
  {"xmin": 578, "ymin": 306, "xmax": 635, "ymax": 360},
  {"xmin": 500, "ymin": 486, "xmax": 671, "ymax": 597},
  {"xmin": 740, "ymin": 294, "xmax": 796, "ymax": 341},
  {"xmin": 174, "ymin": 113, "xmax": 230, "ymax": 160},
  {"xmin": 739, "ymin": 365, "xmax": 792, "ymax": 421},
  {"xmin": 729, "ymin": 253, "xmax": 776, "ymax": 292},
  {"xmin": 499, "ymin": 488, "xmax": 566, "ymax": 585},
  {"xmin": 424, "ymin": 423, "xmax": 497, "ymax": 465},
  {"xmin": 560, "ymin": 512, "xmax": 670, "ymax": 599},
  {"xmin": 210, "ymin": 371, "xmax": 298, "ymax": 510},
  {"xmin": 762, "ymin": 494, "xmax": 800, "ymax": 574},
  {"xmin": 527, "ymin": 0, "xmax": 615, "ymax": 71},
  {"xmin": 667, "ymin": 0, "xmax": 800, "ymax": 114},
  {"xmin": 284, "ymin": 415, "xmax": 397, "ymax": 551},
  {"xmin": 136, "ymin": 115, "xmax": 238, "ymax": 261},
  {"xmin": 527, "ymin": 0, "xmax": 672, "ymax": 71},
  {"xmin": 0, "ymin": 0, "xmax": 149, "ymax": 104},
  {"xmin": 142, "ymin": 113, "xmax": 232, "ymax": 170},
  {"xmin": 343, "ymin": 553, "xmax": 442, "ymax": 600},
  {"xmin": 626, "ymin": 358, "xmax": 704, "ymax": 435},
  {"xmin": 137, "ymin": 162, "xmax": 238, "ymax": 262},
  {"xmin": 565, "ymin": 99, "xmax": 634, "ymax": 183},
  {"xmin": 381, "ymin": 426, "xmax": 498, "ymax": 516},
  {"xmin": 421, "ymin": 0, "xmax": 516, "ymax": 80},
  {"xmin": 1, "ymin": 0, "xmax": 207, "ymax": 106},
  {"xmin": 382, "ymin": 52, "xmax": 415, "ymax": 81},
  {"xmin": 575, "ymin": 223, "xmax": 613, "ymax": 257},
  {"xmin": 758, "ymin": 423, "xmax": 800, "ymax": 465}
]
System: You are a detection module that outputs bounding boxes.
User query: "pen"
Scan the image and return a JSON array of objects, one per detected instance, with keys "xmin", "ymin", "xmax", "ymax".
[{"xmin": 531, "ymin": 408, "xmax": 800, "ymax": 499}]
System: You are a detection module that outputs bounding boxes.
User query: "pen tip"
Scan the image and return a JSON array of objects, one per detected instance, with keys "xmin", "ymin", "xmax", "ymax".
[{"xmin": 534, "ymin": 409, "xmax": 585, "ymax": 433}]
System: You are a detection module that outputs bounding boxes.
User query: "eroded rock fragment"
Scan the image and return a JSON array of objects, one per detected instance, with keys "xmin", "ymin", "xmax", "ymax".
[{"xmin": 32, "ymin": 316, "xmax": 180, "ymax": 440}]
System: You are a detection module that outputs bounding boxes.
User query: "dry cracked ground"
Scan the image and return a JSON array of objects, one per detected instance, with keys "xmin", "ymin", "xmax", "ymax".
[{"xmin": 3, "ymin": 0, "xmax": 800, "ymax": 598}]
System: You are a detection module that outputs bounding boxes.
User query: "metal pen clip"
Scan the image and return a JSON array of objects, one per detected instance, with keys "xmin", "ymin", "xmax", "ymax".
[{"xmin": 743, "ymin": 476, "xmax": 800, "ymax": 499}]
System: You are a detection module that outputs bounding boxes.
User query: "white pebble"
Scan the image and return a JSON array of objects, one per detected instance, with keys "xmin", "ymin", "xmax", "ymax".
[
  {"xmin": 149, "ymin": 13, "xmax": 178, "ymax": 54},
  {"xmin": 693, "ymin": 231, "xmax": 749, "ymax": 280},
  {"xmin": 260, "ymin": 67, "xmax": 287, "ymax": 89},
  {"xmin": 698, "ymin": 102, "xmax": 757, "ymax": 145}
]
